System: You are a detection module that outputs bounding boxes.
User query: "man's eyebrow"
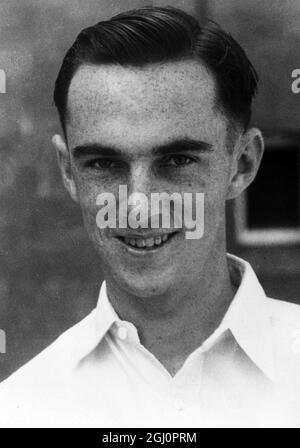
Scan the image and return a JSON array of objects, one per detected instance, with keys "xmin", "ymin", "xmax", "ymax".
[
  {"xmin": 71, "ymin": 144, "xmax": 122, "ymax": 158},
  {"xmin": 152, "ymin": 138, "xmax": 213, "ymax": 155},
  {"xmin": 71, "ymin": 138, "xmax": 213, "ymax": 158}
]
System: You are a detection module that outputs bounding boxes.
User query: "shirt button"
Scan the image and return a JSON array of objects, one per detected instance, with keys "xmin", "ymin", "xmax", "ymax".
[{"xmin": 117, "ymin": 326, "xmax": 128, "ymax": 341}]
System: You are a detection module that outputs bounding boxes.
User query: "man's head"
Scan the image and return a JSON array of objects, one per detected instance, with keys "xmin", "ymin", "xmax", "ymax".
[
  {"xmin": 54, "ymin": 6, "xmax": 258, "ymax": 138},
  {"xmin": 52, "ymin": 7, "xmax": 263, "ymax": 298}
]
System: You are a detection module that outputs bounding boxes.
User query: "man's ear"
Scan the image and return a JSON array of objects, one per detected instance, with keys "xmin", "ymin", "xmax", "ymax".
[
  {"xmin": 52, "ymin": 134, "xmax": 78, "ymax": 203},
  {"xmin": 226, "ymin": 128, "xmax": 264, "ymax": 200}
]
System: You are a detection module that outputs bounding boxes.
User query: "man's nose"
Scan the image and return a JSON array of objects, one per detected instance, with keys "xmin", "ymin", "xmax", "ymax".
[
  {"xmin": 124, "ymin": 162, "xmax": 155, "ymax": 228},
  {"xmin": 127, "ymin": 162, "xmax": 153, "ymax": 200}
]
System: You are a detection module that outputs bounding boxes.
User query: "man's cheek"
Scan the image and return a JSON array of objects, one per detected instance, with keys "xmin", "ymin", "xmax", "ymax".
[
  {"xmin": 75, "ymin": 180, "xmax": 101, "ymax": 213},
  {"xmin": 203, "ymin": 192, "xmax": 226, "ymax": 231},
  {"xmin": 82, "ymin": 209, "xmax": 108, "ymax": 247},
  {"xmin": 78, "ymin": 193, "xmax": 100, "ymax": 232}
]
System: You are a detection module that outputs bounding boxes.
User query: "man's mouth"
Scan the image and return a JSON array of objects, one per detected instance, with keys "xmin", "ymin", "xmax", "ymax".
[{"xmin": 116, "ymin": 230, "xmax": 179, "ymax": 250}]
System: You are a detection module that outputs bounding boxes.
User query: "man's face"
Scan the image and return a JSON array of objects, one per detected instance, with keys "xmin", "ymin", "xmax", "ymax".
[{"xmin": 65, "ymin": 60, "xmax": 234, "ymax": 297}]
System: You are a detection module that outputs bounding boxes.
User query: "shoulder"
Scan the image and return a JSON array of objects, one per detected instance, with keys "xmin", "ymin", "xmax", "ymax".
[
  {"xmin": 265, "ymin": 296, "xmax": 300, "ymax": 381},
  {"xmin": 0, "ymin": 309, "xmax": 100, "ymax": 427},
  {"xmin": 266, "ymin": 296, "xmax": 300, "ymax": 329},
  {"xmin": 0, "ymin": 309, "xmax": 97, "ymax": 397}
]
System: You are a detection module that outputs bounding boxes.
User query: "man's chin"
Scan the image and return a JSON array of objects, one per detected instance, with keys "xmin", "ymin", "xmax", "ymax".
[{"xmin": 112, "ymin": 270, "xmax": 175, "ymax": 299}]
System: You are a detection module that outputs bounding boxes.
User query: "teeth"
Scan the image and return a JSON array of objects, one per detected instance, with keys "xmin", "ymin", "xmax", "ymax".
[
  {"xmin": 137, "ymin": 239, "xmax": 146, "ymax": 248},
  {"xmin": 155, "ymin": 237, "xmax": 162, "ymax": 245},
  {"xmin": 124, "ymin": 238, "xmax": 134, "ymax": 245},
  {"xmin": 145, "ymin": 238, "xmax": 154, "ymax": 247},
  {"xmin": 122, "ymin": 233, "xmax": 172, "ymax": 248}
]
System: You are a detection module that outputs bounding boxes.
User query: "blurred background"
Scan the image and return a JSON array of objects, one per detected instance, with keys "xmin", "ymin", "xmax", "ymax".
[{"xmin": 0, "ymin": 0, "xmax": 300, "ymax": 381}]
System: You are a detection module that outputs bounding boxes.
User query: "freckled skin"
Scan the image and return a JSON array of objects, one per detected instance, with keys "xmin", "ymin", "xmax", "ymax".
[
  {"xmin": 54, "ymin": 59, "xmax": 263, "ymax": 374},
  {"xmin": 66, "ymin": 61, "xmax": 233, "ymax": 298}
]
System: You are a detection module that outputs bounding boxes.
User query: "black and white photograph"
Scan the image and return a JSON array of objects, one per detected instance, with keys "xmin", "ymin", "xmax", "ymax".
[{"xmin": 0, "ymin": 0, "xmax": 300, "ymax": 430}]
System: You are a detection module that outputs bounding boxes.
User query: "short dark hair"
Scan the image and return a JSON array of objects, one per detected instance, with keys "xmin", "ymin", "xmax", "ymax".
[{"xmin": 53, "ymin": 6, "xmax": 258, "ymax": 139}]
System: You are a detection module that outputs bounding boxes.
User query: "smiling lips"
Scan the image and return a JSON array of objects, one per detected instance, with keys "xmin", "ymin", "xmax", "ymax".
[{"xmin": 117, "ymin": 231, "xmax": 177, "ymax": 249}]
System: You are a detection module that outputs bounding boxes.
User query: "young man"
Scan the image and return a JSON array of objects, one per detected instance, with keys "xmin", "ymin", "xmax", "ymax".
[{"xmin": 0, "ymin": 7, "xmax": 299, "ymax": 427}]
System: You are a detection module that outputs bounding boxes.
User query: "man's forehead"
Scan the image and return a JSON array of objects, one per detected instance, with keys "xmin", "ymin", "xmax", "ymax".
[{"xmin": 67, "ymin": 60, "xmax": 217, "ymax": 125}]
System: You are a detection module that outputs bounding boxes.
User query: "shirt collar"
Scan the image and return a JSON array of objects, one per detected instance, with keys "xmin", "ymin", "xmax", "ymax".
[
  {"xmin": 94, "ymin": 281, "xmax": 120, "ymax": 339},
  {"xmin": 210, "ymin": 253, "xmax": 276, "ymax": 383},
  {"xmin": 86, "ymin": 254, "xmax": 277, "ymax": 383}
]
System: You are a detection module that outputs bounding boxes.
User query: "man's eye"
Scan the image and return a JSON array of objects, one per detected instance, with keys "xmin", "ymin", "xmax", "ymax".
[
  {"xmin": 162, "ymin": 155, "xmax": 195, "ymax": 167},
  {"xmin": 85, "ymin": 159, "xmax": 116, "ymax": 170}
]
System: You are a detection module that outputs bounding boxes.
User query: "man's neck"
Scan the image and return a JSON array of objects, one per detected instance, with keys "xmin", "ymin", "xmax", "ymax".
[{"xmin": 105, "ymin": 250, "xmax": 236, "ymax": 377}]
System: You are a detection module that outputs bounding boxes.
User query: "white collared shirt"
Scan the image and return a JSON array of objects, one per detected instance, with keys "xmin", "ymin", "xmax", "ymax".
[{"xmin": 0, "ymin": 254, "xmax": 300, "ymax": 427}]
